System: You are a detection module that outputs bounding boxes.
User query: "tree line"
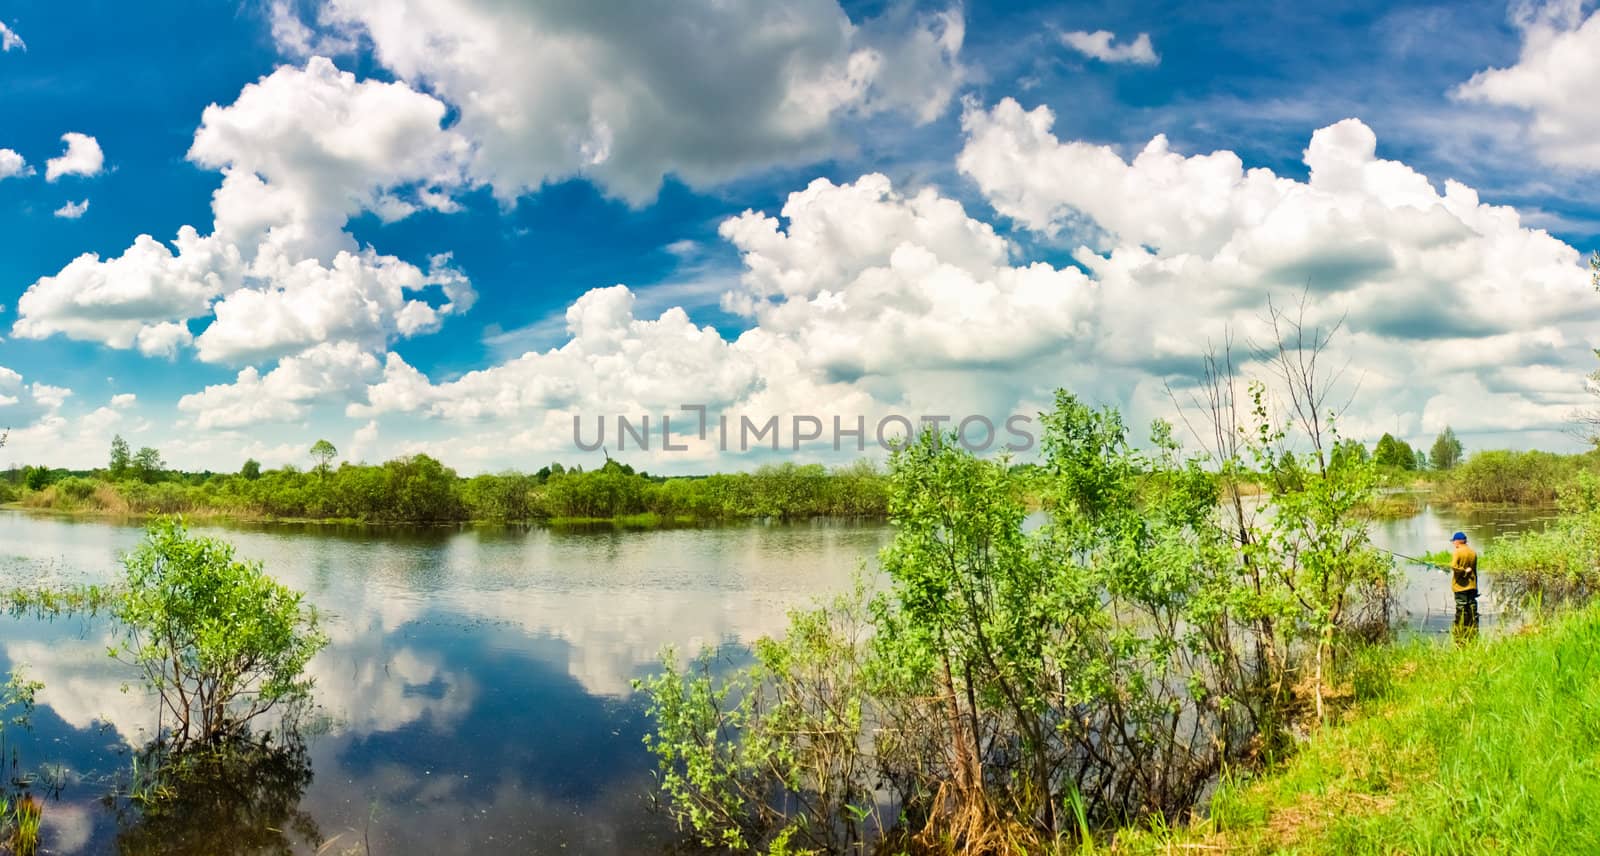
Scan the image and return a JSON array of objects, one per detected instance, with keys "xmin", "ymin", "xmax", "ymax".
[
  {"xmin": 1329, "ymin": 425, "xmax": 1463, "ymax": 472},
  {"xmin": 3, "ymin": 436, "xmax": 893, "ymax": 523}
]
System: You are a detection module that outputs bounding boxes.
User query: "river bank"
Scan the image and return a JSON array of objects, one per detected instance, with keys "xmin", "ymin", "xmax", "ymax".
[{"xmin": 1116, "ymin": 601, "xmax": 1600, "ymax": 854}]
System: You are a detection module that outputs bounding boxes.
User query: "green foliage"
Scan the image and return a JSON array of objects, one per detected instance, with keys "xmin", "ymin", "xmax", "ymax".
[
  {"xmin": 1371, "ymin": 432, "xmax": 1418, "ymax": 471},
  {"xmin": 1, "ymin": 794, "xmax": 42, "ymax": 856},
  {"xmin": 1435, "ymin": 448, "xmax": 1595, "ymax": 505},
  {"xmin": 109, "ymin": 434, "xmax": 132, "ymax": 480},
  {"xmin": 112, "ymin": 519, "xmax": 327, "ymax": 746},
  {"xmin": 638, "ymin": 586, "xmax": 878, "ymax": 853},
  {"xmin": 1, "ymin": 584, "xmax": 120, "ymax": 618},
  {"xmin": 17, "ymin": 449, "xmax": 890, "ymax": 524},
  {"xmin": 132, "ymin": 446, "xmax": 165, "ymax": 484},
  {"xmin": 1136, "ymin": 603, "xmax": 1600, "ymax": 854},
  {"xmin": 1483, "ymin": 472, "xmax": 1600, "ymax": 613},
  {"xmin": 640, "ymin": 383, "xmax": 1393, "ymax": 849},
  {"xmin": 55, "ymin": 476, "xmax": 98, "ymax": 503},
  {"xmin": 1429, "ymin": 426, "xmax": 1463, "ymax": 470},
  {"xmin": 460, "ymin": 472, "xmax": 538, "ymax": 521},
  {"xmin": 309, "ymin": 439, "xmax": 337, "ymax": 476},
  {"xmin": 0, "ymin": 668, "xmax": 41, "ymax": 733},
  {"xmin": 0, "ymin": 669, "xmax": 44, "ymax": 855},
  {"xmin": 22, "ymin": 466, "xmax": 54, "ymax": 491}
]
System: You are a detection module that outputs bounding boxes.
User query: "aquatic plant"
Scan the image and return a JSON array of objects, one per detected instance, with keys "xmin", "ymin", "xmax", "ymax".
[
  {"xmin": 1483, "ymin": 472, "xmax": 1600, "ymax": 614},
  {"xmin": 110, "ymin": 519, "xmax": 327, "ymax": 747}
]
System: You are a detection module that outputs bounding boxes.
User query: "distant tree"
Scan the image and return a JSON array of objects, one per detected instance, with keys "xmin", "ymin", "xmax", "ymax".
[
  {"xmin": 309, "ymin": 440, "xmax": 338, "ymax": 476},
  {"xmin": 132, "ymin": 447, "xmax": 165, "ymax": 484},
  {"xmin": 0, "ymin": 427, "xmax": 8, "ymax": 448},
  {"xmin": 1430, "ymin": 427, "xmax": 1464, "ymax": 470},
  {"xmin": 1413, "ymin": 448, "xmax": 1428, "ymax": 470},
  {"xmin": 240, "ymin": 459, "xmax": 262, "ymax": 481},
  {"xmin": 109, "ymin": 434, "xmax": 132, "ymax": 479},
  {"xmin": 600, "ymin": 458, "xmax": 635, "ymax": 476},
  {"xmin": 24, "ymin": 465, "xmax": 52, "ymax": 491},
  {"xmin": 1372, "ymin": 433, "xmax": 1417, "ymax": 471},
  {"xmin": 1330, "ymin": 438, "xmax": 1369, "ymax": 468}
]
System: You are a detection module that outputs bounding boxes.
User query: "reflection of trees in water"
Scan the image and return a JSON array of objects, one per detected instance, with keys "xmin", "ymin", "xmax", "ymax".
[{"xmin": 109, "ymin": 736, "xmax": 320, "ymax": 856}]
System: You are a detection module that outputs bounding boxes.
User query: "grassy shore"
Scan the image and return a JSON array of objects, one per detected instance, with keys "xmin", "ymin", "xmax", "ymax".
[{"xmin": 1118, "ymin": 604, "xmax": 1600, "ymax": 854}]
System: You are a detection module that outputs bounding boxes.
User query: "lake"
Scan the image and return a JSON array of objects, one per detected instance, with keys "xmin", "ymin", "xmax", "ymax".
[{"xmin": 0, "ymin": 502, "xmax": 1553, "ymax": 854}]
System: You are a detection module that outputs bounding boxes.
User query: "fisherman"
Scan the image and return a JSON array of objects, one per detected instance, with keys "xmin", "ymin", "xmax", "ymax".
[{"xmin": 1449, "ymin": 531, "xmax": 1478, "ymax": 636}]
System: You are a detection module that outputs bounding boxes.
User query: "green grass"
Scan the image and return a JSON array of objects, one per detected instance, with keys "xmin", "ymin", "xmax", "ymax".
[{"xmin": 1118, "ymin": 605, "xmax": 1600, "ymax": 854}]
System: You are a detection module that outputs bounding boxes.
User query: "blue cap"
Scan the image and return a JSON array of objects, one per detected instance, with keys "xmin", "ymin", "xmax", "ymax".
[{"xmin": 1451, "ymin": 531, "xmax": 1467, "ymax": 542}]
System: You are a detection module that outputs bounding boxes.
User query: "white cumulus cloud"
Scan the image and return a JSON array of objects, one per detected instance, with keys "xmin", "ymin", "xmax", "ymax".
[
  {"xmin": 1455, "ymin": 3, "xmax": 1600, "ymax": 170},
  {"xmin": 179, "ymin": 341, "xmax": 383, "ymax": 430},
  {"xmin": 12, "ymin": 58, "xmax": 476, "ymax": 366},
  {"xmin": 44, "ymin": 132, "xmax": 104, "ymax": 181},
  {"xmin": 1061, "ymin": 30, "xmax": 1158, "ymax": 65},
  {"xmin": 0, "ymin": 365, "xmax": 72, "ymax": 431},
  {"xmin": 957, "ymin": 97, "xmax": 1594, "ymax": 439},
  {"xmin": 196, "ymin": 251, "xmax": 471, "ymax": 364},
  {"xmin": 291, "ymin": 0, "xmax": 966, "ymax": 203},
  {"xmin": 348, "ymin": 172, "xmax": 1101, "ymax": 467},
  {"xmin": 0, "ymin": 149, "xmax": 30, "ymax": 180},
  {"xmin": 334, "ymin": 104, "xmax": 1598, "ymax": 470},
  {"xmin": 53, "ymin": 199, "xmax": 89, "ymax": 219},
  {"xmin": 0, "ymin": 20, "xmax": 23, "ymax": 52},
  {"xmin": 188, "ymin": 55, "xmax": 472, "ymax": 261}
]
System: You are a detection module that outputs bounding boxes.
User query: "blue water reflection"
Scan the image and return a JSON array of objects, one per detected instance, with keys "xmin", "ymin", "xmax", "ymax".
[{"xmin": 0, "ymin": 503, "xmax": 1550, "ymax": 853}]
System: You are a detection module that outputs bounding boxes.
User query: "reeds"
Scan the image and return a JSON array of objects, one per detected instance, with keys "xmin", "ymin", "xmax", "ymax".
[{"xmin": 1, "ymin": 795, "xmax": 42, "ymax": 855}]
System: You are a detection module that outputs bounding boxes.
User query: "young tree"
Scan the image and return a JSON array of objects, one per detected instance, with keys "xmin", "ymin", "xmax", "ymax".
[
  {"xmin": 112, "ymin": 520, "xmax": 327, "ymax": 746},
  {"xmin": 309, "ymin": 440, "xmax": 337, "ymax": 476},
  {"xmin": 1372, "ymin": 433, "xmax": 1417, "ymax": 470},
  {"xmin": 132, "ymin": 446, "xmax": 165, "ymax": 483},
  {"xmin": 109, "ymin": 434, "xmax": 132, "ymax": 479},
  {"xmin": 1430, "ymin": 427, "xmax": 1463, "ymax": 470},
  {"xmin": 240, "ymin": 458, "xmax": 262, "ymax": 480},
  {"xmin": 1331, "ymin": 438, "xmax": 1370, "ymax": 467}
]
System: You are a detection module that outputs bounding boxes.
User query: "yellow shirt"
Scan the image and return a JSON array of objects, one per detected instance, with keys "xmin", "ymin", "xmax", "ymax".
[{"xmin": 1451, "ymin": 543, "xmax": 1478, "ymax": 594}]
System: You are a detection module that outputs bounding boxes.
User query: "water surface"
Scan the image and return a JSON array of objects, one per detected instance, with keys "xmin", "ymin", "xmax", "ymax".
[{"xmin": 0, "ymin": 502, "xmax": 1549, "ymax": 853}]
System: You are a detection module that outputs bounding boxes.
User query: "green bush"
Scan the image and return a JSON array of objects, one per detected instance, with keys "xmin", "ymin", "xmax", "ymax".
[
  {"xmin": 640, "ymin": 388, "xmax": 1394, "ymax": 850},
  {"xmin": 56, "ymin": 476, "xmax": 98, "ymax": 503},
  {"xmin": 112, "ymin": 519, "xmax": 327, "ymax": 746},
  {"xmin": 1437, "ymin": 449, "xmax": 1597, "ymax": 505}
]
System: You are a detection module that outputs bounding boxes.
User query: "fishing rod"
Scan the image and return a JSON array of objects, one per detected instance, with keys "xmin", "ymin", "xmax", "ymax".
[{"xmin": 1373, "ymin": 546, "xmax": 1453, "ymax": 573}]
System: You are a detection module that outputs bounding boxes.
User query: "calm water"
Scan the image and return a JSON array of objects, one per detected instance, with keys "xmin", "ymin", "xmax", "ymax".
[{"xmin": 0, "ymin": 502, "xmax": 1552, "ymax": 854}]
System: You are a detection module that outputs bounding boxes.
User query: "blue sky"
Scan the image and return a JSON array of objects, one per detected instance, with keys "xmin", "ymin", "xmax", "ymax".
[{"xmin": 2, "ymin": 0, "xmax": 1597, "ymax": 474}]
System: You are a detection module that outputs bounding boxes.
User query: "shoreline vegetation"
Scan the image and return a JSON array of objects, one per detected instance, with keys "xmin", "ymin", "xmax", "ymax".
[
  {"xmin": 4, "ymin": 431, "xmax": 1598, "ymax": 528},
  {"xmin": 629, "ymin": 304, "xmax": 1600, "ymax": 853},
  {"xmin": 1117, "ymin": 598, "xmax": 1600, "ymax": 854},
  {"xmin": 2, "ymin": 451, "xmax": 894, "ymax": 525}
]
